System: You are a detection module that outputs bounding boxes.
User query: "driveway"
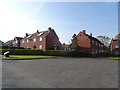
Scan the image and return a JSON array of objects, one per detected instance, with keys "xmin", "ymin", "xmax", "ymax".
[{"xmin": 2, "ymin": 58, "xmax": 118, "ymax": 88}]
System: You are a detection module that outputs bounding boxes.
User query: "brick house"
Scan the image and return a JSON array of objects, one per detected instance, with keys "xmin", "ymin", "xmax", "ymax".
[
  {"xmin": 12, "ymin": 37, "xmax": 23, "ymax": 48},
  {"xmin": 20, "ymin": 27, "xmax": 62, "ymax": 51},
  {"xmin": 72, "ymin": 30, "xmax": 107, "ymax": 53},
  {"xmin": 110, "ymin": 38, "xmax": 120, "ymax": 54}
]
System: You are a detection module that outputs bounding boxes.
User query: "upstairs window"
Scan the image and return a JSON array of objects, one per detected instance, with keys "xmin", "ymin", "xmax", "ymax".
[
  {"xmin": 40, "ymin": 37, "xmax": 42, "ymax": 41},
  {"xmin": 16, "ymin": 40, "xmax": 18, "ymax": 43},
  {"xmin": 22, "ymin": 40, "xmax": 24, "ymax": 43},
  {"xmin": 115, "ymin": 45, "xmax": 119, "ymax": 48},
  {"xmin": 34, "ymin": 38, "xmax": 36, "ymax": 42},
  {"xmin": 13, "ymin": 41, "xmax": 15, "ymax": 44},
  {"xmin": 96, "ymin": 42, "xmax": 98, "ymax": 45},
  {"xmin": 27, "ymin": 39, "xmax": 29, "ymax": 43},
  {"xmin": 92, "ymin": 41, "xmax": 94, "ymax": 45}
]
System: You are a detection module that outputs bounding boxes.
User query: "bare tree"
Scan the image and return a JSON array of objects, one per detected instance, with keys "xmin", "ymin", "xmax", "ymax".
[{"xmin": 97, "ymin": 35, "xmax": 111, "ymax": 47}]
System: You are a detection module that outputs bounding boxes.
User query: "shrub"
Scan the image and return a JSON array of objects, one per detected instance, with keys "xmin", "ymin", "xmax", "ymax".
[
  {"xmin": 67, "ymin": 51, "xmax": 92, "ymax": 57},
  {"xmin": 91, "ymin": 52, "xmax": 110, "ymax": 57},
  {"xmin": 45, "ymin": 50, "xmax": 67, "ymax": 56}
]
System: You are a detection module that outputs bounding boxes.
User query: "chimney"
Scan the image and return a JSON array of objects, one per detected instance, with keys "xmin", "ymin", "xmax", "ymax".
[
  {"xmin": 26, "ymin": 33, "xmax": 29, "ymax": 37},
  {"xmin": 90, "ymin": 33, "xmax": 92, "ymax": 36},
  {"xmin": 48, "ymin": 27, "xmax": 52, "ymax": 31},
  {"xmin": 37, "ymin": 30, "xmax": 39, "ymax": 33},
  {"xmin": 82, "ymin": 30, "xmax": 86, "ymax": 34}
]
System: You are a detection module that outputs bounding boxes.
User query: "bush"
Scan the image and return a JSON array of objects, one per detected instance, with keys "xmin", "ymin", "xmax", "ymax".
[
  {"xmin": 91, "ymin": 52, "xmax": 110, "ymax": 57},
  {"xmin": 67, "ymin": 51, "xmax": 92, "ymax": 57},
  {"xmin": 1, "ymin": 49, "xmax": 44, "ymax": 55},
  {"xmin": 45, "ymin": 50, "xmax": 67, "ymax": 56},
  {"xmin": 45, "ymin": 50, "xmax": 92, "ymax": 57}
]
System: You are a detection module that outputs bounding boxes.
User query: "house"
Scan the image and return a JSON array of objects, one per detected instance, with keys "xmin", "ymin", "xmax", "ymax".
[
  {"xmin": 12, "ymin": 37, "xmax": 23, "ymax": 48},
  {"xmin": 110, "ymin": 38, "xmax": 120, "ymax": 55},
  {"xmin": 20, "ymin": 27, "xmax": 62, "ymax": 51},
  {"xmin": 5, "ymin": 40, "xmax": 13, "ymax": 47},
  {"xmin": 62, "ymin": 43, "xmax": 71, "ymax": 51},
  {"xmin": 72, "ymin": 30, "xmax": 107, "ymax": 53},
  {"xmin": 0, "ymin": 40, "xmax": 8, "ymax": 48}
]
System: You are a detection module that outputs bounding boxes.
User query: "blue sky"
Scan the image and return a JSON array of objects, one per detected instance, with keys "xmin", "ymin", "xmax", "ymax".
[{"xmin": 0, "ymin": 1, "xmax": 118, "ymax": 44}]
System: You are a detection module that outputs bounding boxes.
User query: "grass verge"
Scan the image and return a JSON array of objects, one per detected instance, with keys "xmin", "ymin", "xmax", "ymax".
[
  {"xmin": 2, "ymin": 55, "xmax": 57, "ymax": 60},
  {"xmin": 107, "ymin": 57, "xmax": 120, "ymax": 61}
]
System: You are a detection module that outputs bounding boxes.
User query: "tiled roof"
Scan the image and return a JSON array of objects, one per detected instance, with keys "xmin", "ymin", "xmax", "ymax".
[
  {"xmin": 85, "ymin": 34, "xmax": 104, "ymax": 45},
  {"xmin": 15, "ymin": 37, "xmax": 23, "ymax": 40}
]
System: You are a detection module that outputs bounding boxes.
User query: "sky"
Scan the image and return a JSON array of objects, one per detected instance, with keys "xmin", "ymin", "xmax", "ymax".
[{"xmin": 0, "ymin": 1, "xmax": 118, "ymax": 44}]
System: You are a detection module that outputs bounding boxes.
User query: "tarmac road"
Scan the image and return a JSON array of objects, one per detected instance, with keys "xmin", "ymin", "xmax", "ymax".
[{"xmin": 2, "ymin": 58, "xmax": 118, "ymax": 88}]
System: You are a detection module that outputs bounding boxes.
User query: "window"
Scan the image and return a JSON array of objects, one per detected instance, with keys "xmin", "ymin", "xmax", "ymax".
[
  {"xmin": 34, "ymin": 38, "xmax": 36, "ymax": 42},
  {"xmin": 92, "ymin": 41, "xmax": 94, "ymax": 45},
  {"xmin": 40, "ymin": 37, "xmax": 42, "ymax": 41},
  {"xmin": 16, "ymin": 40, "xmax": 18, "ymax": 43},
  {"xmin": 22, "ymin": 40, "xmax": 24, "ymax": 43},
  {"xmin": 99, "ymin": 50, "xmax": 101, "ymax": 52},
  {"xmin": 92, "ymin": 49, "xmax": 94, "ymax": 53},
  {"xmin": 13, "ymin": 42, "xmax": 15, "ymax": 44},
  {"xmin": 115, "ymin": 45, "xmax": 119, "ymax": 48},
  {"xmin": 27, "ymin": 39, "xmax": 29, "ymax": 43},
  {"xmin": 102, "ymin": 50, "xmax": 104, "ymax": 52},
  {"xmin": 39, "ymin": 45, "xmax": 42, "ymax": 49},
  {"xmin": 95, "ymin": 49, "xmax": 98, "ymax": 53},
  {"xmin": 96, "ymin": 42, "xmax": 98, "ymax": 45}
]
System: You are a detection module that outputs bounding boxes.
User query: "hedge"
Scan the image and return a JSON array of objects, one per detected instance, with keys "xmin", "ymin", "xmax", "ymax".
[
  {"xmin": 1, "ymin": 49, "xmax": 44, "ymax": 55},
  {"xmin": 45, "ymin": 50, "xmax": 68, "ymax": 56},
  {"xmin": 0, "ymin": 49, "xmax": 116, "ymax": 57}
]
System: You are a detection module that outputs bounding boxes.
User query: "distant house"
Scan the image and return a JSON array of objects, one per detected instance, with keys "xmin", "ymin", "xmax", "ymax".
[
  {"xmin": 62, "ymin": 43, "xmax": 71, "ymax": 51},
  {"xmin": 72, "ymin": 30, "xmax": 107, "ymax": 53},
  {"xmin": 5, "ymin": 40, "xmax": 13, "ymax": 47},
  {"xmin": 0, "ymin": 40, "xmax": 8, "ymax": 48},
  {"xmin": 12, "ymin": 37, "xmax": 23, "ymax": 48},
  {"xmin": 110, "ymin": 38, "xmax": 120, "ymax": 55},
  {"xmin": 20, "ymin": 27, "xmax": 62, "ymax": 51}
]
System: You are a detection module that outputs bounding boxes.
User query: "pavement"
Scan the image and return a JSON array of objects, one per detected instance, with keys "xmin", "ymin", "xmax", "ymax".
[{"xmin": 2, "ymin": 58, "xmax": 118, "ymax": 88}]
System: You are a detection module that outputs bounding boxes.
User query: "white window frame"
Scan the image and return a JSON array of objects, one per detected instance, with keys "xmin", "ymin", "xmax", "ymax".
[
  {"xmin": 27, "ymin": 39, "xmax": 29, "ymax": 43},
  {"xmin": 16, "ymin": 40, "xmax": 18, "ymax": 43},
  {"xmin": 22, "ymin": 40, "xmax": 24, "ymax": 43},
  {"xmin": 39, "ymin": 45, "xmax": 42, "ymax": 49},
  {"xmin": 40, "ymin": 37, "xmax": 42, "ymax": 41},
  {"xmin": 115, "ymin": 45, "xmax": 119, "ymax": 48},
  {"xmin": 95, "ymin": 49, "xmax": 98, "ymax": 53},
  {"xmin": 34, "ymin": 38, "xmax": 36, "ymax": 42}
]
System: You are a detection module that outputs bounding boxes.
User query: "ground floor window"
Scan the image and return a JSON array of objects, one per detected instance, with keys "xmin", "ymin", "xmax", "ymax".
[{"xmin": 39, "ymin": 45, "xmax": 42, "ymax": 49}]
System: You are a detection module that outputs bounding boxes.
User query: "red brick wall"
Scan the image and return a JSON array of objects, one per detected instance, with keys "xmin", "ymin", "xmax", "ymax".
[
  {"xmin": 110, "ymin": 40, "xmax": 120, "ymax": 54},
  {"xmin": 46, "ymin": 30, "xmax": 61, "ymax": 50},
  {"xmin": 77, "ymin": 32, "xmax": 91, "ymax": 52},
  {"xmin": 76, "ymin": 32, "xmax": 106, "ymax": 53},
  {"xmin": 12, "ymin": 40, "xmax": 20, "ymax": 47}
]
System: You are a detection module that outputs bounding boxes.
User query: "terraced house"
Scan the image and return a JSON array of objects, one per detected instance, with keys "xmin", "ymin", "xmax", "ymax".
[
  {"xmin": 72, "ymin": 30, "xmax": 107, "ymax": 53},
  {"xmin": 12, "ymin": 37, "xmax": 23, "ymax": 48},
  {"xmin": 13, "ymin": 27, "xmax": 62, "ymax": 51}
]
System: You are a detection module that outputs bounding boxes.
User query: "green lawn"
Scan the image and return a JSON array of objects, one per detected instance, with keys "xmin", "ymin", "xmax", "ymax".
[
  {"xmin": 107, "ymin": 57, "xmax": 120, "ymax": 61},
  {"xmin": 2, "ymin": 55, "xmax": 57, "ymax": 60}
]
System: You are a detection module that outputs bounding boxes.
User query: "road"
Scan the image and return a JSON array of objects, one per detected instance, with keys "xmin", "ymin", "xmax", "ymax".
[{"xmin": 2, "ymin": 58, "xmax": 118, "ymax": 88}]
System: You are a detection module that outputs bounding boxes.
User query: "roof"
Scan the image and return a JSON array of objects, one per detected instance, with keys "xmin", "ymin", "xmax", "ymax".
[
  {"xmin": 15, "ymin": 37, "xmax": 23, "ymax": 40},
  {"xmin": 0, "ymin": 40, "xmax": 8, "ymax": 47},
  {"xmin": 85, "ymin": 34, "xmax": 104, "ymax": 45},
  {"xmin": 21, "ymin": 29, "xmax": 51, "ymax": 41}
]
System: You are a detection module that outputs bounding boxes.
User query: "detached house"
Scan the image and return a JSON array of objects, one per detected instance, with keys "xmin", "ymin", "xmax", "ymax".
[
  {"xmin": 72, "ymin": 30, "xmax": 107, "ymax": 53},
  {"xmin": 20, "ymin": 27, "xmax": 62, "ymax": 51}
]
